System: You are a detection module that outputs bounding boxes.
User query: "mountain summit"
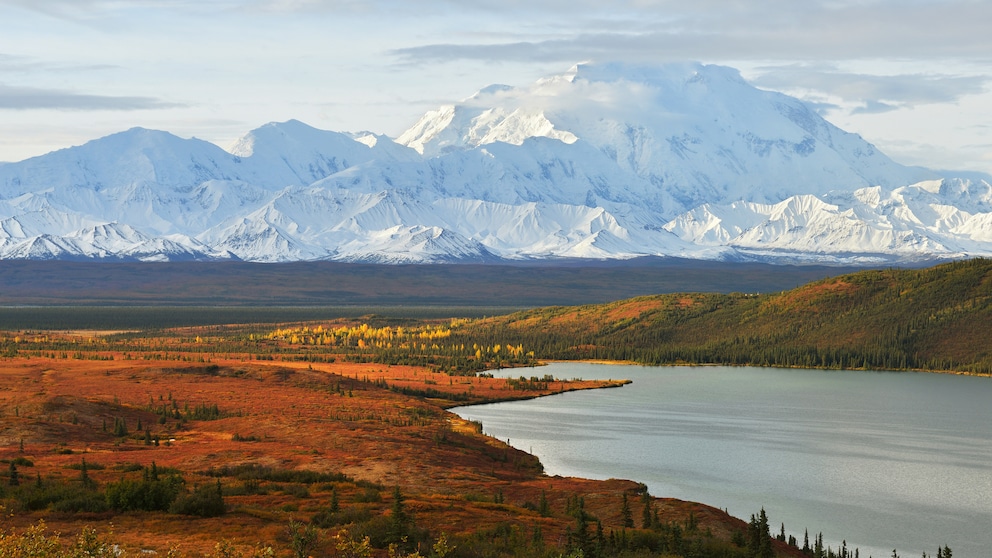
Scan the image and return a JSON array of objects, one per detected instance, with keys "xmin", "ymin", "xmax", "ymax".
[
  {"xmin": 0, "ymin": 62, "xmax": 988, "ymax": 263},
  {"xmin": 398, "ymin": 62, "xmax": 929, "ymax": 210}
]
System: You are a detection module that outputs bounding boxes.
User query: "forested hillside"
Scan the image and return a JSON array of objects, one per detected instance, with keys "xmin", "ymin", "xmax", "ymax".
[{"xmin": 455, "ymin": 259, "xmax": 992, "ymax": 374}]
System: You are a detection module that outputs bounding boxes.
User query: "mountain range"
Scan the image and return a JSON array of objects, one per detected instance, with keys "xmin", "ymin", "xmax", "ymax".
[{"xmin": 1, "ymin": 61, "xmax": 990, "ymax": 264}]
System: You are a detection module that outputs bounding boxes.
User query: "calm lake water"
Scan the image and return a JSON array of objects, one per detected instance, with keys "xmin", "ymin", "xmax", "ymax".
[{"xmin": 452, "ymin": 363, "xmax": 992, "ymax": 558}]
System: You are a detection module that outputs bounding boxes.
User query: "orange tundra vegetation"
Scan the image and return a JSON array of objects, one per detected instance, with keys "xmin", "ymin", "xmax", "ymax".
[{"xmin": 0, "ymin": 325, "xmax": 804, "ymax": 558}]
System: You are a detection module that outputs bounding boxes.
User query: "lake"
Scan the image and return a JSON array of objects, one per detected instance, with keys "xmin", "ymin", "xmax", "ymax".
[{"xmin": 452, "ymin": 363, "xmax": 992, "ymax": 558}]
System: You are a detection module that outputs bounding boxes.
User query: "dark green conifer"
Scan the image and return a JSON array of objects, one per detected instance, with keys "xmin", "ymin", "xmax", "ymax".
[
  {"xmin": 532, "ymin": 524, "xmax": 543, "ymax": 547},
  {"xmin": 388, "ymin": 485, "xmax": 409, "ymax": 543},
  {"xmin": 329, "ymin": 485, "xmax": 341, "ymax": 513},
  {"xmin": 620, "ymin": 493, "xmax": 633, "ymax": 528},
  {"xmin": 572, "ymin": 499, "xmax": 591, "ymax": 557},
  {"xmin": 641, "ymin": 494, "xmax": 653, "ymax": 529},
  {"xmin": 79, "ymin": 458, "xmax": 93, "ymax": 487}
]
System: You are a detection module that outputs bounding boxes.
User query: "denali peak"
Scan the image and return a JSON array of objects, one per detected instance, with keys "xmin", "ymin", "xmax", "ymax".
[{"xmin": 0, "ymin": 62, "xmax": 988, "ymax": 264}]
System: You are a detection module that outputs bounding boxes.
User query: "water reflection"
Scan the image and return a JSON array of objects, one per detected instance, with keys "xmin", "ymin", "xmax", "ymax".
[{"xmin": 453, "ymin": 364, "xmax": 992, "ymax": 558}]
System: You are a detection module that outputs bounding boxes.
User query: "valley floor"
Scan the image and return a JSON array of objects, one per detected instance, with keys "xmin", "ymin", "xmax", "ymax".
[{"xmin": 0, "ymin": 353, "xmax": 801, "ymax": 558}]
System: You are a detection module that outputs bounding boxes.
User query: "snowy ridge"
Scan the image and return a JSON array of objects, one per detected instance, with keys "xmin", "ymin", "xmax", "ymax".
[
  {"xmin": 663, "ymin": 180, "xmax": 992, "ymax": 261},
  {"xmin": 0, "ymin": 61, "xmax": 988, "ymax": 264}
]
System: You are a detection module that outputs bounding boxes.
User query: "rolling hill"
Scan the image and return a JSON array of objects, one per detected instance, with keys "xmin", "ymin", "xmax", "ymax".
[{"xmin": 456, "ymin": 258, "xmax": 992, "ymax": 373}]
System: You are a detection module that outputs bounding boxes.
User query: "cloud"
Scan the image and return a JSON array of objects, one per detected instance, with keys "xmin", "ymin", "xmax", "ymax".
[
  {"xmin": 387, "ymin": 1, "xmax": 992, "ymax": 65},
  {"xmin": 0, "ymin": 0, "xmax": 226, "ymax": 13},
  {"xmin": 391, "ymin": 39, "xmax": 590, "ymax": 65},
  {"xmin": 851, "ymin": 100, "xmax": 900, "ymax": 115},
  {"xmin": 389, "ymin": 32, "xmax": 729, "ymax": 66},
  {"xmin": 12, "ymin": 0, "xmax": 992, "ymax": 66},
  {"xmin": 0, "ymin": 53, "xmax": 119, "ymax": 75},
  {"xmin": 800, "ymin": 100, "xmax": 842, "ymax": 116},
  {"xmin": 0, "ymin": 83, "xmax": 182, "ymax": 111},
  {"xmin": 751, "ymin": 64, "xmax": 991, "ymax": 111}
]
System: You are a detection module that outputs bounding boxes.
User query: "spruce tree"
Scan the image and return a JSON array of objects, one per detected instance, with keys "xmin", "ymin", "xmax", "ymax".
[
  {"xmin": 114, "ymin": 417, "xmax": 127, "ymax": 437},
  {"xmin": 595, "ymin": 520, "xmax": 605, "ymax": 558},
  {"xmin": 532, "ymin": 525, "xmax": 543, "ymax": 547},
  {"xmin": 329, "ymin": 485, "xmax": 339, "ymax": 513},
  {"xmin": 79, "ymin": 458, "xmax": 93, "ymax": 488},
  {"xmin": 758, "ymin": 508, "xmax": 773, "ymax": 558},
  {"xmin": 620, "ymin": 493, "xmax": 633, "ymax": 528},
  {"xmin": 747, "ymin": 513, "xmax": 761, "ymax": 555},
  {"xmin": 572, "ymin": 499, "xmax": 591, "ymax": 557},
  {"xmin": 388, "ymin": 485, "xmax": 409, "ymax": 544}
]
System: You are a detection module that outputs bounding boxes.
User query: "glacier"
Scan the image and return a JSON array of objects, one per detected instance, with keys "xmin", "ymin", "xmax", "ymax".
[{"xmin": 0, "ymin": 61, "xmax": 989, "ymax": 264}]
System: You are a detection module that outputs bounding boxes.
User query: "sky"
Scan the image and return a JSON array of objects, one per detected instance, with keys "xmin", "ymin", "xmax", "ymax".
[{"xmin": 1, "ymin": 0, "xmax": 990, "ymax": 174}]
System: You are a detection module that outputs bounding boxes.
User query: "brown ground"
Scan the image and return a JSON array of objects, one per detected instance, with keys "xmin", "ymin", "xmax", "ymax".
[{"xmin": 0, "ymin": 349, "xmax": 802, "ymax": 557}]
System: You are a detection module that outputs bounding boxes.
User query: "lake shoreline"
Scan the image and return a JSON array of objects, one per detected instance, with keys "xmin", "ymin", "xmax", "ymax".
[
  {"xmin": 544, "ymin": 358, "xmax": 992, "ymax": 378},
  {"xmin": 453, "ymin": 362, "xmax": 992, "ymax": 558}
]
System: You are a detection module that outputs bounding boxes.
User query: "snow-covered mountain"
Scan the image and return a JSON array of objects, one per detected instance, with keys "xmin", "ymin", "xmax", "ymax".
[{"xmin": 0, "ymin": 61, "xmax": 988, "ymax": 264}]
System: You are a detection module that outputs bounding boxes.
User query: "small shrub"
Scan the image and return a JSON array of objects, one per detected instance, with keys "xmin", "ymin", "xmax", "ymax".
[
  {"xmin": 51, "ymin": 492, "xmax": 111, "ymax": 513},
  {"xmin": 15, "ymin": 482, "xmax": 102, "ymax": 512},
  {"xmin": 350, "ymin": 516, "xmax": 430, "ymax": 550},
  {"xmin": 311, "ymin": 506, "xmax": 372, "ymax": 528},
  {"xmin": 170, "ymin": 481, "xmax": 226, "ymax": 517},
  {"xmin": 353, "ymin": 487, "xmax": 381, "ymax": 503},
  {"xmin": 281, "ymin": 484, "xmax": 310, "ymax": 499},
  {"xmin": 66, "ymin": 461, "xmax": 105, "ymax": 470},
  {"xmin": 105, "ymin": 475, "xmax": 182, "ymax": 512}
]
